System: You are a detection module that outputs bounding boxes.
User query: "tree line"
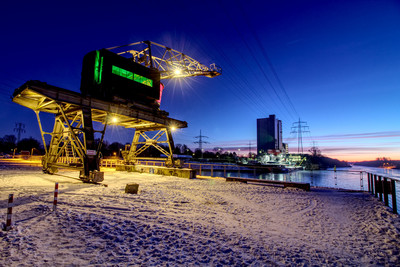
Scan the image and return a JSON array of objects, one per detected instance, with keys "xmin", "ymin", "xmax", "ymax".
[{"xmin": 0, "ymin": 134, "xmax": 237, "ymax": 161}]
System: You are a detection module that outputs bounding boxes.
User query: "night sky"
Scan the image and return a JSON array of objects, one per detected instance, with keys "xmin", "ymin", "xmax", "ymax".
[{"xmin": 1, "ymin": 0, "xmax": 399, "ymax": 161}]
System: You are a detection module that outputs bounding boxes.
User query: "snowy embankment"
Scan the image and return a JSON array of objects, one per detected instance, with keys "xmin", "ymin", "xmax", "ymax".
[{"xmin": 1, "ymin": 167, "xmax": 400, "ymax": 266}]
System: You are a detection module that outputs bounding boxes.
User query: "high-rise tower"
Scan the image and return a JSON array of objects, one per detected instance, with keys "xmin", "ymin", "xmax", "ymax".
[{"xmin": 257, "ymin": 114, "xmax": 282, "ymax": 154}]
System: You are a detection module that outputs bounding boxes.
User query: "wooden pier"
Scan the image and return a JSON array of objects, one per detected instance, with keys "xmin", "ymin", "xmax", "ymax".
[{"xmin": 225, "ymin": 177, "xmax": 311, "ymax": 191}]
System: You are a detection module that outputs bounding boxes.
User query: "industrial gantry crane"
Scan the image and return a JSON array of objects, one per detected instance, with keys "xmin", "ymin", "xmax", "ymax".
[
  {"xmin": 106, "ymin": 41, "xmax": 221, "ymax": 166},
  {"xmin": 12, "ymin": 40, "xmax": 221, "ymax": 182}
]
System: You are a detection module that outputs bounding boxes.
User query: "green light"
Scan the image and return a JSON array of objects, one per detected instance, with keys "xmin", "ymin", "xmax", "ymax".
[
  {"xmin": 112, "ymin": 65, "xmax": 133, "ymax": 80},
  {"xmin": 112, "ymin": 65, "xmax": 153, "ymax": 87},
  {"xmin": 134, "ymin": 73, "xmax": 153, "ymax": 87},
  {"xmin": 94, "ymin": 50, "xmax": 103, "ymax": 84},
  {"xmin": 99, "ymin": 56, "xmax": 103, "ymax": 84}
]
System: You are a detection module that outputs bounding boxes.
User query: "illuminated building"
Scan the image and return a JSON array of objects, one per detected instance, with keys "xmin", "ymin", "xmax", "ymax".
[
  {"xmin": 283, "ymin": 143, "xmax": 289, "ymax": 154},
  {"xmin": 257, "ymin": 114, "xmax": 283, "ymax": 155}
]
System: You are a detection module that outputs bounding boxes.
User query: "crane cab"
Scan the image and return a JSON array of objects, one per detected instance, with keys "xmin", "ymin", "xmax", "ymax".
[{"xmin": 80, "ymin": 49, "xmax": 161, "ymax": 107}]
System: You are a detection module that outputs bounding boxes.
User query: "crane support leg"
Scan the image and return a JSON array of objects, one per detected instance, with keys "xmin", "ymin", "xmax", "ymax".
[
  {"xmin": 38, "ymin": 105, "xmax": 104, "ymax": 183},
  {"xmin": 123, "ymin": 127, "xmax": 175, "ymax": 167},
  {"xmin": 79, "ymin": 107, "xmax": 104, "ymax": 182}
]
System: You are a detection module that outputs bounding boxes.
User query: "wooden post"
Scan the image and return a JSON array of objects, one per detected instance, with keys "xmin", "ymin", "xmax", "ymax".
[
  {"xmin": 383, "ymin": 177, "xmax": 389, "ymax": 206},
  {"xmin": 371, "ymin": 174, "xmax": 375, "ymax": 195},
  {"xmin": 367, "ymin": 173, "xmax": 371, "ymax": 192},
  {"xmin": 4, "ymin": 194, "xmax": 13, "ymax": 231},
  {"xmin": 391, "ymin": 179, "xmax": 397, "ymax": 214},
  {"xmin": 211, "ymin": 164, "xmax": 213, "ymax": 177},
  {"xmin": 53, "ymin": 183, "xmax": 59, "ymax": 211},
  {"xmin": 223, "ymin": 166, "xmax": 226, "ymax": 178},
  {"xmin": 378, "ymin": 176, "xmax": 383, "ymax": 201},
  {"xmin": 374, "ymin": 175, "xmax": 378, "ymax": 197}
]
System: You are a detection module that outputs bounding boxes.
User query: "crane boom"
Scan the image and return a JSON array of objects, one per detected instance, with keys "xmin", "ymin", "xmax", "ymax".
[{"xmin": 107, "ymin": 41, "xmax": 222, "ymax": 79}]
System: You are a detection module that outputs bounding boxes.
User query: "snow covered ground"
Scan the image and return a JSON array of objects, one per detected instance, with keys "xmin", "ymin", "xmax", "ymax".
[{"xmin": 1, "ymin": 167, "xmax": 400, "ymax": 266}]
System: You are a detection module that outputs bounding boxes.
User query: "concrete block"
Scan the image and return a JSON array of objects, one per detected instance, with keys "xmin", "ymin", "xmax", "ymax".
[
  {"xmin": 125, "ymin": 183, "xmax": 139, "ymax": 194},
  {"xmin": 90, "ymin": 171, "xmax": 104, "ymax": 183},
  {"xmin": 116, "ymin": 165, "xmax": 126, "ymax": 171}
]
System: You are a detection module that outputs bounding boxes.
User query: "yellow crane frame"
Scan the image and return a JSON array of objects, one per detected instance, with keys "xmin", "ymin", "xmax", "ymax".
[{"xmin": 12, "ymin": 81, "xmax": 187, "ymax": 182}]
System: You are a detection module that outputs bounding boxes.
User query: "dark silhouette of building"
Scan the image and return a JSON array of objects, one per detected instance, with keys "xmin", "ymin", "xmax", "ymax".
[{"xmin": 257, "ymin": 115, "xmax": 283, "ymax": 154}]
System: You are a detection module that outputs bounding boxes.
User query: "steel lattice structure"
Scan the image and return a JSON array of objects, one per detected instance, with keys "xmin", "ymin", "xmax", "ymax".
[
  {"xmin": 108, "ymin": 41, "xmax": 222, "ymax": 80},
  {"xmin": 13, "ymin": 81, "xmax": 187, "ymax": 182}
]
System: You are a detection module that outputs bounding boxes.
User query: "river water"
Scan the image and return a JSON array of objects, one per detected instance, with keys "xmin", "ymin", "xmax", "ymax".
[
  {"xmin": 199, "ymin": 165, "xmax": 400, "ymax": 213},
  {"xmin": 200, "ymin": 165, "xmax": 400, "ymax": 191}
]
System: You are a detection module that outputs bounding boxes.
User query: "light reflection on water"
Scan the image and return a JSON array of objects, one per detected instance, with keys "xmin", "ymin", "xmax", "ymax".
[
  {"xmin": 199, "ymin": 165, "xmax": 400, "ymax": 214},
  {"xmin": 200, "ymin": 166, "xmax": 400, "ymax": 191}
]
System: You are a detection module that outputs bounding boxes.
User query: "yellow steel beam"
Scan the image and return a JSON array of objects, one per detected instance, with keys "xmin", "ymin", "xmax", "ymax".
[{"xmin": 12, "ymin": 81, "xmax": 187, "ymax": 130}]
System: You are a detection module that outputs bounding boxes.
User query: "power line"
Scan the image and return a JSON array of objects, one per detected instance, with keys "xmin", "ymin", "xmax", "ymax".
[
  {"xmin": 189, "ymin": 33, "xmax": 273, "ymax": 117},
  {"xmin": 181, "ymin": 12, "xmax": 295, "ymax": 123},
  {"xmin": 217, "ymin": 0, "xmax": 297, "ymax": 121},
  {"xmin": 236, "ymin": 0, "xmax": 299, "ymax": 118}
]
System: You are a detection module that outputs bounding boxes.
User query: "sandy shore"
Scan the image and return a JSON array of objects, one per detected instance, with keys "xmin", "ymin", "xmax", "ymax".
[{"xmin": 1, "ymin": 168, "xmax": 400, "ymax": 266}]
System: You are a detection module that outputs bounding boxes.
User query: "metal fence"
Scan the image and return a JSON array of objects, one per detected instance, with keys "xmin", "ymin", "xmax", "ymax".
[{"xmin": 100, "ymin": 159, "xmax": 124, "ymax": 167}]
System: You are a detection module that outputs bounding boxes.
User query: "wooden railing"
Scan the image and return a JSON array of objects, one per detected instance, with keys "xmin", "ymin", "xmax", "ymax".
[{"xmin": 367, "ymin": 173, "xmax": 398, "ymax": 214}]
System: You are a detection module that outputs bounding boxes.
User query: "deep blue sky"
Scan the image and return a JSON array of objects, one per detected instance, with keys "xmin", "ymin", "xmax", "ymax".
[{"xmin": 1, "ymin": 0, "xmax": 399, "ymax": 161}]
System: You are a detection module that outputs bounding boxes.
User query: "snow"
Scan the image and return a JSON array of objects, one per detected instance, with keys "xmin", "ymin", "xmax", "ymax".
[{"xmin": 1, "ymin": 167, "xmax": 400, "ymax": 266}]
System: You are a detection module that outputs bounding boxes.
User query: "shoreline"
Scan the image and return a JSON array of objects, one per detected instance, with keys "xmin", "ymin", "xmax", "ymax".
[{"xmin": 1, "ymin": 169, "xmax": 400, "ymax": 265}]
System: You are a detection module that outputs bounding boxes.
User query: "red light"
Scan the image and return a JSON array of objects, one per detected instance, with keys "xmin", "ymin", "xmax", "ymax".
[{"xmin": 156, "ymin": 82, "xmax": 165, "ymax": 104}]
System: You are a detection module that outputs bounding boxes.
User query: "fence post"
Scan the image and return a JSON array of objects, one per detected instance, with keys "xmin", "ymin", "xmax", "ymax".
[
  {"xmin": 199, "ymin": 164, "xmax": 202, "ymax": 176},
  {"xmin": 253, "ymin": 168, "xmax": 256, "ymax": 179},
  {"xmin": 371, "ymin": 174, "xmax": 375, "ymax": 195},
  {"xmin": 374, "ymin": 175, "xmax": 378, "ymax": 197},
  {"xmin": 211, "ymin": 164, "xmax": 213, "ymax": 177},
  {"xmin": 391, "ymin": 179, "xmax": 397, "ymax": 214},
  {"xmin": 224, "ymin": 166, "xmax": 226, "ymax": 178},
  {"xmin": 378, "ymin": 176, "xmax": 383, "ymax": 201},
  {"xmin": 360, "ymin": 172, "xmax": 364, "ymax": 191},
  {"xmin": 383, "ymin": 177, "xmax": 389, "ymax": 206},
  {"xmin": 53, "ymin": 183, "xmax": 59, "ymax": 211},
  {"xmin": 4, "ymin": 194, "xmax": 14, "ymax": 231},
  {"xmin": 367, "ymin": 173, "xmax": 371, "ymax": 192}
]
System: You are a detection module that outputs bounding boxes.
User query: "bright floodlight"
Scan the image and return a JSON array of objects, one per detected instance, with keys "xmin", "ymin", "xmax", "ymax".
[
  {"xmin": 112, "ymin": 117, "xmax": 118, "ymax": 123},
  {"xmin": 174, "ymin": 69, "xmax": 182, "ymax": 75},
  {"xmin": 170, "ymin": 126, "xmax": 177, "ymax": 132}
]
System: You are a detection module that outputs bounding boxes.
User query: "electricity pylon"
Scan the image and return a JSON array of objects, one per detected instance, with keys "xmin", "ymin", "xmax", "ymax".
[
  {"xmin": 14, "ymin": 122, "xmax": 25, "ymax": 143},
  {"xmin": 290, "ymin": 119, "xmax": 310, "ymax": 154},
  {"xmin": 194, "ymin": 130, "xmax": 209, "ymax": 158}
]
